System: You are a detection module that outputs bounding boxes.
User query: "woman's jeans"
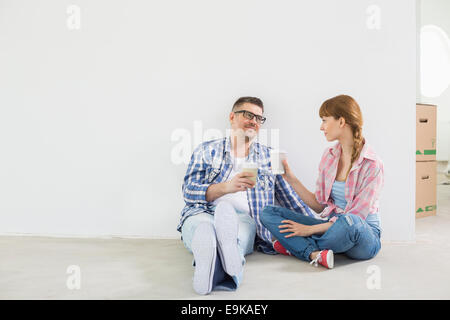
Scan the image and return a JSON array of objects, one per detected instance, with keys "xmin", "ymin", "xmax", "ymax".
[
  {"xmin": 181, "ymin": 210, "xmax": 256, "ymax": 291},
  {"xmin": 260, "ymin": 205, "xmax": 381, "ymax": 262}
]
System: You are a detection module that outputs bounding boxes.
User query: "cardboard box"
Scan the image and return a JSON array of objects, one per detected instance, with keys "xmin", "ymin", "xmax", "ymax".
[
  {"xmin": 415, "ymin": 160, "xmax": 437, "ymax": 218},
  {"xmin": 416, "ymin": 103, "xmax": 437, "ymax": 161}
]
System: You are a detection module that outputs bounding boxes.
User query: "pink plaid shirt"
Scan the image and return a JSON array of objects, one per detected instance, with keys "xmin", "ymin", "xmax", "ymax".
[{"xmin": 315, "ymin": 141, "xmax": 384, "ymax": 223}]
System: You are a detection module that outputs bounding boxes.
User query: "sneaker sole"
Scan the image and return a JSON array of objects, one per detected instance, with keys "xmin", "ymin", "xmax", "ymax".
[
  {"xmin": 326, "ymin": 250, "xmax": 334, "ymax": 269},
  {"xmin": 214, "ymin": 207, "xmax": 242, "ymax": 276},
  {"xmin": 191, "ymin": 223, "xmax": 217, "ymax": 295}
]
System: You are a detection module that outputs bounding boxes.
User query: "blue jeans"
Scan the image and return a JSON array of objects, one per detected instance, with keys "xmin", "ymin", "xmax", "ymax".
[
  {"xmin": 181, "ymin": 210, "xmax": 256, "ymax": 291},
  {"xmin": 260, "ymin": 205, "xmax": 381, "ymax": 262}
]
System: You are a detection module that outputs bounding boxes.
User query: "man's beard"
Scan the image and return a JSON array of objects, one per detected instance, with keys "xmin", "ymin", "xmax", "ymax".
[
  {"xmin": 243, "ymin": 126, "xmax": 257, "ymax": 141},
  {"xmin": 244, "ymin": 131, "xmax": 256, "ymax": 142},
  {"xmin": 232, "ymin": 127, "xmax": 257, "ymax": 144}
]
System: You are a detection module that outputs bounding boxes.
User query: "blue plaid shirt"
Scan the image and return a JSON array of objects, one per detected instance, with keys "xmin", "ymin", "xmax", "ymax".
[{"xmin": 177, "ymin": 136, "xmax": 314, "ymax": 253}]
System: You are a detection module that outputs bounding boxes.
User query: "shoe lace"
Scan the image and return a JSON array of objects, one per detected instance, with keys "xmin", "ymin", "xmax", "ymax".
[{"xmin": 309, "ymin": 251, "xmax": 323, "ymax": 267}]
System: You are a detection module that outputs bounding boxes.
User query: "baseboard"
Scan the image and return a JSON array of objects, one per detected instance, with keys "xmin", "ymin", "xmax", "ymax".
[
  {"xmin": 0, "ymin": 232, "xmax": 180, "ymax": 240},
  {"xmin": 380, "ymin": 239, "xmax": 417, "ymax": 245},
  {"xmin": 1, "ymin": 232, "xmax": 418, "ymax": 245},
  {"xmin": 437, "ymin": 160, "xmax": 449, "ymax": 174}
]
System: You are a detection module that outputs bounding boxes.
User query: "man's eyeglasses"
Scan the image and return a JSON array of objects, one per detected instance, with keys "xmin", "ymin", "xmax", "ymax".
[{"xmin": 234, "ymin": 110, "xmax": 266, "ymax": 124}]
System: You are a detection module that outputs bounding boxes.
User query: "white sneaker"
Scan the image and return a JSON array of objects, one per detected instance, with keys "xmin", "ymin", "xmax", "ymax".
[
  {"xmin": 191, "ymin": 222, "xmax": 217, "ymax": 295},
  {"xmin": 214, "ymin": 202, "xmax": 243, "ymax": 276}
]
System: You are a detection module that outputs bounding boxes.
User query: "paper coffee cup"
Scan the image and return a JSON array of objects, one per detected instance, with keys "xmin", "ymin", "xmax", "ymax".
[
  {"xmin": 241, "ymin": 162, "xmax": 258, "ymax": 183},
  {"xmin": 270, "ymin": 149, "xmax": 287, "ymax": 175}
]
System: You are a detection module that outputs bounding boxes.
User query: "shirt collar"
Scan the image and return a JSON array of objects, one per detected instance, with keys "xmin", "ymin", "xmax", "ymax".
[
  {"xmin": 329, "ymin": 140, "xmax": 377, "ymax": 164},
  {"xmin": 359, "ymin": 142, "xmax": 377, "ymax": 162},
  {"xmin": 328, "ymin": 142, "xmax": 342, "ymax": 158},
  {"xmin": 224, "ymin": 135, "xmax": 260, "ymax": 156}
]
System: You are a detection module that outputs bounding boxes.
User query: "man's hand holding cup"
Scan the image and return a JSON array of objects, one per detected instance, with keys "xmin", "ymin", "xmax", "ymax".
[{"xmin": 225, "ymin": 172, "xmax": 256, "ymax": 193}]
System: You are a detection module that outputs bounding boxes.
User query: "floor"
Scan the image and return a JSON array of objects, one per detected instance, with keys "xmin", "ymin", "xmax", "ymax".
[{"xmin": 1, "ymin": 172, "xmax": 449, "ymax": 300}]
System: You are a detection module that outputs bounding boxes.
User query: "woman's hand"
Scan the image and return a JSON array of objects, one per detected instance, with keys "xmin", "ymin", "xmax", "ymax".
[
  {"xmin": 279, "ymin": 220, "xmax": 314, "ymax": 238},
  {"xmin": 281, "ymin": 159, "xmax": 297, "ymax": 183}
]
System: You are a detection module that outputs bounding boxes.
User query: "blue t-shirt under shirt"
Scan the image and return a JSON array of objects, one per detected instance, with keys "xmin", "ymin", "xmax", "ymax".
[{"xmin": 330, "ymin": 180, "xmax": 381, "ymax": 234}]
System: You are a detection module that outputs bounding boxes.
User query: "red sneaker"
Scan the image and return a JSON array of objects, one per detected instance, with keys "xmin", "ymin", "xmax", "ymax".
[
  {"xmin": 273, "ymin": 240, "xmax": 292, "ymax": 256},
  {"xmin": 310, "ymin": 249, "xmax": 334, "ymax": 269}
]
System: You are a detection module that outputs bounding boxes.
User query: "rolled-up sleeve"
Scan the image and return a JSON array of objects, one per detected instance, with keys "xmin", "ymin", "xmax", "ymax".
[
  {"xmin": 182, "ymin": 145, "xmax": 210, "ymax": 205},
  {"xmin": 274, "ymin": 175, "xmax": 315, "ymax": 217}
]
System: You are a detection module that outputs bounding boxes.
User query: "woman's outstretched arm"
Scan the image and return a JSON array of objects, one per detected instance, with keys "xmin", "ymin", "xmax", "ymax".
[{"xmin": 281, "ymin": 159, "xmax": 326, "ymax": 214}]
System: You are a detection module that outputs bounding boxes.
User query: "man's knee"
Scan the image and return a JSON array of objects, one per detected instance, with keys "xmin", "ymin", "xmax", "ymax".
[
  {"xmin": 181, "ymin": 213, "xmax": 215, "ymax": 250},
  {"xmin": 239, "ymin": 220, "xmax": 256, "ymax": 239},
  {"xmin": 215, "ymin": 201, "xmax": 234, "ymax": 212},
  {"xmin": 238, "ymin": 212, "xmax": 256, "ymax": 229}
]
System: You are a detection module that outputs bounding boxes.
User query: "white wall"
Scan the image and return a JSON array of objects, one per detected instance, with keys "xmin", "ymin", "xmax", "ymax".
[
  {"xmin": 0, "ymin": 0, "xmax": 416, "ymax": 241},
  {"xmin": 420, "ymin": 0, "xmax": 450, "ymax": 161}
]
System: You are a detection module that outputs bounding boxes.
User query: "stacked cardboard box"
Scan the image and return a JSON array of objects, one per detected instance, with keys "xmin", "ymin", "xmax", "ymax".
[{"xmin": 416, "ymin": 103, "xmax": 437, "ymax": 218}]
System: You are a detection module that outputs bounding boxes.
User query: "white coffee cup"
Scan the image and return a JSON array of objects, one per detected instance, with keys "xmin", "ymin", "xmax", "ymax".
[
  {"xmin": 270, "ymin": 149, "xmax": 287, "ymax": 175},
  {"xmin": 241, "ymin": 162, "xmax": 258, "ymax": 183}
]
